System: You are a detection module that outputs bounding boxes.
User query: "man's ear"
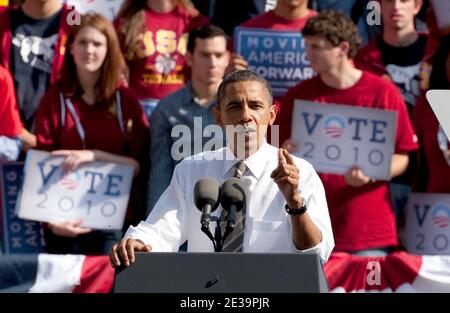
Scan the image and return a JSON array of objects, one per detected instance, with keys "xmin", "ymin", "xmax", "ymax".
[
  {"xmin": 268, "ymin": 104, "xmax": 277, "ymax": 126},
  {"xmin": 414, "ymin": 0, "xmax": 423, "ymax": 15},
  {"xmin": 339, "ymin": 41, "xmax": 350, "ymax": 58},
  {"xmin": 214, "ymin": 106, "xmax": 223, "ymax": 127},
  {"xmin": 185, "ymin": 51, "xmax": 193, "ymax": 67},
  {"xmin": 224, "ymin": 50, "xmax": 231, "ymax": 68}
]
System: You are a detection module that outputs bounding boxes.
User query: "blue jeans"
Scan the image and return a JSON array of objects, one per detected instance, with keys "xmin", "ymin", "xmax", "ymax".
[
  {"xmin": 350, "ymin": 247, "xmax": 393, "ymax": 257},
  {"xmin": 390, "ymin": 183, "xmax": 411, "ymax": 225}
]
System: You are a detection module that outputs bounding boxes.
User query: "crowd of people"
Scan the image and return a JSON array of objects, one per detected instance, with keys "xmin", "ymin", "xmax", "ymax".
[{"xmin": 1, "ymin": 0, "xmax": 449, "ymax": 262}]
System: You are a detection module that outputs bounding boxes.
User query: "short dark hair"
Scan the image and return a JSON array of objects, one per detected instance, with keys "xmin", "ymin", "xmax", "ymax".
[
  {"xmin": 187, "ymin": 24, "xmax": 228, "ymax": 53},
  {"xmin": 302, "ymin": 10, "xmax": 361, "ymax": 59},
  {"xmin": 217, "ymin": 70, "xmax": 273, "ymax": 106}
]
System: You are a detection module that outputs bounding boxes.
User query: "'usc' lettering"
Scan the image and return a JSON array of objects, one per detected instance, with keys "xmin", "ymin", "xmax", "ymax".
[{"xmin": 135, "ymin": 30, "xmax": 188, "ymax": 59}]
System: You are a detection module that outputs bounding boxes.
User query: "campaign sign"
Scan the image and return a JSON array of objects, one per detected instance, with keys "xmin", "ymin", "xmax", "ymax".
[
  {"xmin": 234, "ymin": 27, "xmax": 314, "ymax": 97},
  {"xmin": 16, "ymin": 150, "xmax": 134, "ymax": 230},
  {"xmin": 65, "ymin": 0, "xmax": 124, "ymax": 20},
  {"xmin": 405, "ymin": 193, "xmax": 450, "ymax": 255},
  {"xmin": 291, "ymin": 100, "xmax": 397, "ymax": 180},
  {"xmin": 426, "ymin": 90, "xmax": 450, "ymax": 142},
  {"xmin": 431, "ymin": 0, "xmax": 450, "ymax": 30},
  {"xmin": 1, "ymin": 163, "xmax": 46, "ymax": 254}
]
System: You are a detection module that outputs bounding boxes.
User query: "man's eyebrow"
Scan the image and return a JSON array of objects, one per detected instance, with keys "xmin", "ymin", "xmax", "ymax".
[
  {"xmin": 248, "ymin": 99, "xmax": 264, "ymax": 105},
  {"xmin": 224, "ymin": 100, "xmax": 242, "ymax": 107}
]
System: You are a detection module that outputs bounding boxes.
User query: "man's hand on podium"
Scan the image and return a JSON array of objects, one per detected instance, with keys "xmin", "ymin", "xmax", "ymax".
[{"xmin": 109, "ymin": 239, "xmax": 152, "ymax": 267}]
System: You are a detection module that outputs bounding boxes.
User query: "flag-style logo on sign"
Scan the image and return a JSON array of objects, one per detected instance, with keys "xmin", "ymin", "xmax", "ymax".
[
  {"xmin": 431, "ymin": 204, "xmax": 450, "ymax": 228},
  {"xmin": 59, "ymin": 171, "xmax": 82, "ymax": 191},
  {"xmin": 323, "ymin": 115, "xmax": 346, "ymax": 138}
]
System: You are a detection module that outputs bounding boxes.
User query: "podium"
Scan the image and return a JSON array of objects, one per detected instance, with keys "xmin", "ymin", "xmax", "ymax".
[{"xmin": 113, "ymin": 252, "xmax": 329, "ymax": 293}]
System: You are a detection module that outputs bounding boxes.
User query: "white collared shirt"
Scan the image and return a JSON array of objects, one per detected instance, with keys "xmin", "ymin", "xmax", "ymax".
[{"xmin": 125, "ymin": 142, "xmax": 334, "ymax": 262}]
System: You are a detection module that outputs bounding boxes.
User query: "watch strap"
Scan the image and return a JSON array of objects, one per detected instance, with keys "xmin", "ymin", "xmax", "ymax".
[{"xmin": 285, "ymin": 202, "xmax": 307, "ymax": 216}]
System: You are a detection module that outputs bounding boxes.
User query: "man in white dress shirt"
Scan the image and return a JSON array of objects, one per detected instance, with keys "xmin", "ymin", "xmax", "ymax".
[{"xmin": 109, "ymin": 70, "xmax": 334, "ymax": 267}]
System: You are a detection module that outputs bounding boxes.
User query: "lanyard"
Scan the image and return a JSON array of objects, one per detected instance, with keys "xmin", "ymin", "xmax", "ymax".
[{"xmin": 59, "ymin": 91, "xmax": 124, "ymax": 149}]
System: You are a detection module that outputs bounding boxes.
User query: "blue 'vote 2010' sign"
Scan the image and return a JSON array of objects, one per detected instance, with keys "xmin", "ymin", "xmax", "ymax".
[
  {"xmin": 0, "ymin": 163, "xmax": 46, "ymax": 254},
  {"xmin": 16, "ymin": 150, "xmax": 134, "ymax": 230},
  {"xmin": 291, "ymin": 100, "xmax": 398, "ymax": 181},
  {"xmin": 405, "ymin": 193, "xmax": 450, "ymax": 255},
  {"xmin": 234, "ymin": 27, "xmax": 314, "ymax": 97}
]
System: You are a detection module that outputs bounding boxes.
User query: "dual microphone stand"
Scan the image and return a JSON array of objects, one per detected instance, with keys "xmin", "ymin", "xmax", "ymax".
[
  {"xmin": 194, "ymin": 177, "xmax": 248, "ymax": 252},
  {"xmin": 201, "ymin": 214, "xmax": 234, "ymax": 252}
]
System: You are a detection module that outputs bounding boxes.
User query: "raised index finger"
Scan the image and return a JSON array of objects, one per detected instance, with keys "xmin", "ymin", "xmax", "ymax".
[
  {"xmin": 278, "ymin": 148, "xmax": 287, "ymax": 165},
  {"xmin": 283, "ymin": 149, "xmax": 295, "ymax": 165}
]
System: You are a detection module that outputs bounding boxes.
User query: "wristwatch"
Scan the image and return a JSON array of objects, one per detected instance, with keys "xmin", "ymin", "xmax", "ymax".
[{"xmin": 285, "ymin": 197, "xmax": 307, "ymax": 216}]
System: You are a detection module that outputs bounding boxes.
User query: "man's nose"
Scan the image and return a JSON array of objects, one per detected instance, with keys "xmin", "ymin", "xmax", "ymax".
[
  {"xmin": 208, "ymin": 55, "xmax": 220, "ymax": 68},
  {"xmin": 240, "ymin": 105, "xmax": 252, "ymax": 122}
]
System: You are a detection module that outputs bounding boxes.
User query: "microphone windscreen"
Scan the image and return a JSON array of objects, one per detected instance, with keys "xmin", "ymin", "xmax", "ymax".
[
  {"xmin": 194, "ymin": 177, "xmax": 220, "ymax": 211},
  {"xmin": 220, "ymin": 178, "xmax": 247, "ymax": 211}
]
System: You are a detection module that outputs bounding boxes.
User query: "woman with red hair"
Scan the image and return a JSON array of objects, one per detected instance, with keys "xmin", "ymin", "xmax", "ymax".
[{"xmin": 33, "ymin": 13, "xmax": 150, "ymax": 255}]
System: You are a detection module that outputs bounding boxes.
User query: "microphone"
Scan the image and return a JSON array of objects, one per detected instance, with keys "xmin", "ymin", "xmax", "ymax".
[
  {"xmin": 219, "ymin": 178, "xmax": 248, "ymax": 229},
  {"xmin": 194, "ymin": 177, "xmax": 220, "ymax": 229}
]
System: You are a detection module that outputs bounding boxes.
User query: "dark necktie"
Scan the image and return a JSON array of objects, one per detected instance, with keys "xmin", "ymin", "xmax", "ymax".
[{"xmin": 222, "ymin": 161, "xmax": 247, "ymax": 252}]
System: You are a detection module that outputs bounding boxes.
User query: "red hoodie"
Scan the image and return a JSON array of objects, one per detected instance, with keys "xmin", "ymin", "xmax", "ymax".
[
  {"xmin": 354, "ymin": 32, "xmax": 439, "ymax": 94},
  {"xmin": 0, "ymin": 4, "xmax": 72, "ymax": 84},
  {"xmin": 0, "ymin": 64, "xmax": 22, "ymax": 137}
]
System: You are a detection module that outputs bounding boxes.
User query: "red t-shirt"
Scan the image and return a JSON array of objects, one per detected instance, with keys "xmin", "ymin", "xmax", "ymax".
[
  {"xmin": 240, "ymin": 10, "xmax": 317, "ymax": 30},
  {"xmin": 413, "ymin": 95, "xmax": 450, "ymax": 193},
  {"xmin": 34, "ymin": 84, "xmax": 149, "ymax": 165},
  {"xmin": 118, "ymin": 6, "xmax": 208, "ymax": 101},
  {"xmin": 278, "ymin": 71, "xmax": 418, "ymax": 251},
  {"xmin": 0, "ymin": 65, "xmax": 22, "ymax": 136},
  {"xmin": 354, "ymin": 32, "xmax": 441, "ymax": 109}
]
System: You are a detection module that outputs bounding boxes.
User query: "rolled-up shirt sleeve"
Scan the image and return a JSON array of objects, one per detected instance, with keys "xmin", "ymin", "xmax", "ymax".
[
  {"xmin": 124, "ymin": 162, "xmax": 188, "ymax": 251},
  {"xmin": 289, "ymin": 161, "xmax": 334, "ymax": 263}
]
